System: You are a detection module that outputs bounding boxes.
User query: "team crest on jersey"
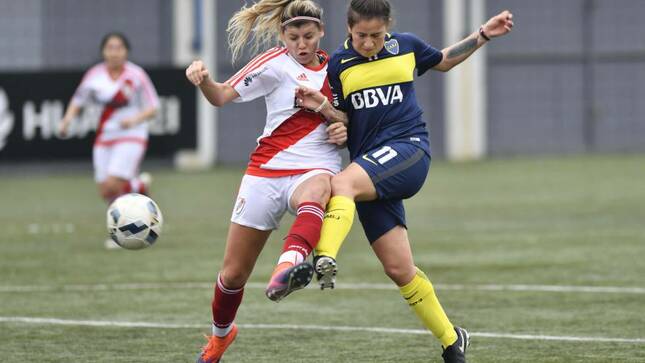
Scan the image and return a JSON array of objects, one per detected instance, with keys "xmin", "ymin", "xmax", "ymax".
[
  {"xmin": 384, "ymin": 39, "xmax": 399, "ymax": 55},
  {"xmin": 234, "ymin": 197, "xmax": 246, "ymax": 215}
]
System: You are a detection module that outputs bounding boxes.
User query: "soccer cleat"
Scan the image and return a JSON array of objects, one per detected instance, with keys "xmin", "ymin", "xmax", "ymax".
[
  {"xmin": 265, "ymin": 261, "xmax": 314, "ymax": 302},
  {"xmin": 441, "ymin": 326, "xmax": 470, "ymax": 363},
  {"xmin": 196, "ymin": 324, "xmax": 238, "ymax": 363},
  {"xmin": 313, "ymin": 255, "xmax": 337, "ymax": 290}
]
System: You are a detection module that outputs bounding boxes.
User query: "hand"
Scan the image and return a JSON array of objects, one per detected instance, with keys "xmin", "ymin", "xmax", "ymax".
[
  {"xmin": 295, "ymin": 86, "xmax": 327, "ymax": 112},
  {"xmin": 186, "ymin": 60, "xmax": 211, "ymax": 86},
  {"xmin": 326, "ymin": 121, "xmax": 347, "ymax": 145},
  {"xmin": 120, "ymin": 117, "xmax": 138, "ymax": 129},
  {"xmin": 483, "ymin": 10, "xmax": 514, "ymax": 38},
  {"xmin": 58, "ymin": 120, "xmax": 70, "ymax": 137}
]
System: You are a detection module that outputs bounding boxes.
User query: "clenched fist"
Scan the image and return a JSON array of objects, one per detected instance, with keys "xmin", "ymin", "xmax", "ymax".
[{"xmin": 186, "ymin": 60, "xmax": 211, "ymax": 86}]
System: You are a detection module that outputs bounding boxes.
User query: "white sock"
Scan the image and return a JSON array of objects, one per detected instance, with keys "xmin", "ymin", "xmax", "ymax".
[
  {"xmin": 277, "ymin": 250, "xmax": 305, "ymax": 266},
  {"xmin": 212, "ymin": 323, "xmax": 233, "ymax": 337}
]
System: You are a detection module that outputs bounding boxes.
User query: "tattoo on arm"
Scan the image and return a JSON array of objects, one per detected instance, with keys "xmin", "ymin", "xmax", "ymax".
[{"xmin": 447, "ymin": 36, "xmax": 478, "ymax": 59}]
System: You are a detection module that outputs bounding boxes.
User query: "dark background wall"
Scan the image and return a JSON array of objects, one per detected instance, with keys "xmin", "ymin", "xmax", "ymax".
[{"xmin": 1, "ymin": 0, "xmax": 644, "ymax": 163}]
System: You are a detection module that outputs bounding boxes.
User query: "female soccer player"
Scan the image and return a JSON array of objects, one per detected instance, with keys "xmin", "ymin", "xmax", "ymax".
[
  {"xmin": 184, "ymin": 1, "xmax": 346, "ymax": 361},
  {"xmin": 295, "ymin": 1, "xmax": 514, "ymax": 362},
  {"xmin": 59, "ymin": 32, "xmax": 159, "ymax": 249}
]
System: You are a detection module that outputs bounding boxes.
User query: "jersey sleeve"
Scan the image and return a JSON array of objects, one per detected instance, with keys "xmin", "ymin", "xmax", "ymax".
[
  {"xmin": 327, "ymin": 60, "xmax": 347, "ymax": 112},
  {"xmin": 70, "ymin": 70, "xmax": 93, "ymax": 107},
  {"xmin": 137, "ymin": 69, "xmax": 160, "ymax": 109},
  {"xmin": 229, "ymin": 62, "xmax": 282, "ymax": 103},
  {"xmin": 404, "ymin": 33, "xmax": 444, "ymax": 76}
]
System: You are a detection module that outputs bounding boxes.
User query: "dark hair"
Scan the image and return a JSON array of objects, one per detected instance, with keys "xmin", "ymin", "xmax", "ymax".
[
  {"xmin": 100, "ymin": 32, "xmax": 131, "ymax": 52},
  {"xmin": 347, "ymin": 0, "xmax": 391, "ymax": 28}
]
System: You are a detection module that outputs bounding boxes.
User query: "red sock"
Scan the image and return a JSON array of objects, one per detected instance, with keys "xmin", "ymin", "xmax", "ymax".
[
  {"xmin": 123, "ymin": 178, "xmax": 146, "ymax": 194},
  {"xmin": 281, "ymin": 202, "xmax": 324, "ymax": 259},
  {"xmin": 212, "ymin": 274, "xmax": 244, "ymax": 331}
]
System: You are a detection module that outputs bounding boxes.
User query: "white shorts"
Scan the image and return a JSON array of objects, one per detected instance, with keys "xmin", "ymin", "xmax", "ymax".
[
  {"xmin": 93, "ymin": 142, "xmax": 146, "ymax": 183},
  {"xmin": 231, "ymin": 169, "xmax": 333, "ymax": 231}
]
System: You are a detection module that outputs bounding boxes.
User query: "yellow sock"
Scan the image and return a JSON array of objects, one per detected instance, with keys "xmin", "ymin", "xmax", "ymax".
[
  {"xmin": 315, "ymin": 196, "xmax": 355, "ymax": 259},
  {"xmin": 399, "ymin": 268, "xmax": 457, "ymax": 348}
]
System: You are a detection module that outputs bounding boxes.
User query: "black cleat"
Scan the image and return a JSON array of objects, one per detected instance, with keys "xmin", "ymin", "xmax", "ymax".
[
  {"xmin": 442, "ymin": 326, "xmax": 469, "ymax": 363},
  {"xmin": 313, "ymin": 255, "xmax": 337, "ymax": 289}
]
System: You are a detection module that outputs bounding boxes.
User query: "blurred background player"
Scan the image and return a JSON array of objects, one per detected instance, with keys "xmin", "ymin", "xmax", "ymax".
[
  {"xmin": 184, "ymin": 1, "xmax": 346, "ymax": 362},
  {"xmin": 58, "ymin": 32, "xmax": 160, "ymax": 249},
  {"xmin": 295, "ymin": 0, "xmax": 513, "ymax": 362}
]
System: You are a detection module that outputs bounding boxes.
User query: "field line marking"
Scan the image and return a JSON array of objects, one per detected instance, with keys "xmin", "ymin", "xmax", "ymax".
[
  {"xmin": 1, "ymin": 316, "xmax": 644, "ymax": 344},
  {"xmin": 0, "ymin": 282, "xmax": 644, "ymax": 294}
]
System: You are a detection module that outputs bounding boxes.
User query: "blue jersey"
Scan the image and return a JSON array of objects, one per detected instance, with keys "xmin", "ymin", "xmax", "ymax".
[{"xmin": 327, "ymin": 32, "xmax": 443, "ymax": 159}]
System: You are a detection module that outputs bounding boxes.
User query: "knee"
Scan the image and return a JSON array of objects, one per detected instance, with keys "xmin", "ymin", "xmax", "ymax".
[
  {"xmin": 305, "ymin": 179, "xmax": 332, "ymax": 206},
  {"xmin": 383, "ymin": 263, "xmax": 417, "ymax": 287},
  {"xmin": 99, "ymin": 182, "xmax": 121, "ymax": 201},
  {"xmin": 219, "ymin": 268, "xmax": 250, "ymax": 289},
  {"xmin": 330, "ymin": 174, "xmax": 354, "ymax": 196}
]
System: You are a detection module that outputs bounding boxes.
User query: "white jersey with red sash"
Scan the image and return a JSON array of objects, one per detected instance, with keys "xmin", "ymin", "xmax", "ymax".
[
  {"xmin": 227, "ymin": 47, "xmax": 341, "ymax": 177},
  {"xmin": 72, "ymin": 61, "xmax": 160, "ymax": 146}
]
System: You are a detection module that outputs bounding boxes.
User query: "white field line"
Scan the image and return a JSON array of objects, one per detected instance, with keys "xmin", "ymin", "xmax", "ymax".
[
  {"xmin": 1, "ymin": 316, "xmax": 643, "ymax": 344},
  {"xmin": 0, "ymin": 282, "xmax": 644, "ymax": 294}
]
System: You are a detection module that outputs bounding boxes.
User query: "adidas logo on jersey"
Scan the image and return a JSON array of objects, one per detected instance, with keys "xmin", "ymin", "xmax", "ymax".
[
  {"xmin": 350, "ymin": 85, "xmax": 403, "ymax": 109},
  {"xmin": 296, "ymin": 73, "xmax": 309, "ymax": 82}
]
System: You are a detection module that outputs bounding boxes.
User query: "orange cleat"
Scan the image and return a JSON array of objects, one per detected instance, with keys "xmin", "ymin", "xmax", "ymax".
[{"xmin": 196, "ymin": 323, "xmax": 238, "ymax": 363}]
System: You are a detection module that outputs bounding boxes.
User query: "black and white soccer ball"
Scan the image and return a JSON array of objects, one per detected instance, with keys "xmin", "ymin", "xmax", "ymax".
[{"xmin": 106, "ymin": 193, "xmax": 163, "ymax": 250}]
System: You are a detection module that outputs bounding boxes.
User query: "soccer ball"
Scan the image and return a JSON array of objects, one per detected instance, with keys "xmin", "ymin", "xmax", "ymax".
[{"xmin": 106, "ymin": 193, "xmax": 163, "ymax": 250}]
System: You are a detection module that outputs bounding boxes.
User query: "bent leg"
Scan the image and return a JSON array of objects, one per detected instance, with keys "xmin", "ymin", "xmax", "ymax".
[
  {"xmin": 315, "ymin": 162, "xmax": 374, "ymax": 259},
  {"xmin": 371, "ymin": 226, "xmax": 457, "ymax": 348},
  {"xmin": 266, "ymin": 172, "xmax": 331, "ymax": 301}
]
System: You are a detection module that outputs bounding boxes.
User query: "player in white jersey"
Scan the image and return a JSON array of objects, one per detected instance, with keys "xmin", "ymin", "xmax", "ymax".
[
  {"xmin": 59, "ymin": 33, "xmax": 159, "ymax": 208},
  {"xmin": 186, "ymin": 1, "xmax": 345, "ymax": 362}
]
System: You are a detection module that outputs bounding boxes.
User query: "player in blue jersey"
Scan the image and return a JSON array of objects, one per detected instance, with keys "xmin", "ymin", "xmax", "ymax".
[{"xmin": 295, "ymin": 1, "xmax": 513, "ymax": 362}]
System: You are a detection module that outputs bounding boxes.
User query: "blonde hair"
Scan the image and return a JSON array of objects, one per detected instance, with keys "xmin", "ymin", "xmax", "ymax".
[{"xmin": 227, "ymin": 0, "xmax": 323, "ymax": 63}]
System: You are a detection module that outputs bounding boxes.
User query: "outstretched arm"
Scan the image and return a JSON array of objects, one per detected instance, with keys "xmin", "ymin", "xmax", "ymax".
[
  {"xmin": 58, "ymin": 103, "xmax": 81, "ymax": 137},
  {"xmin": 433, "ymin": 10, "xmax": 514, "ymax": 72},
  {"xmin": 186, "ymin": 60, "xmax": 239, "ymax": 107}
]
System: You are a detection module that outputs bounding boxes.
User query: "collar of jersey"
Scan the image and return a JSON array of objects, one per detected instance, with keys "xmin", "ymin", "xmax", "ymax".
[
  {"xmin": 343, "ymin": 33, "xmax": 393, "ymax": 61},
  {"xmin": 286, "ymin": 49, "xmax": 329, "ymax": 71}
]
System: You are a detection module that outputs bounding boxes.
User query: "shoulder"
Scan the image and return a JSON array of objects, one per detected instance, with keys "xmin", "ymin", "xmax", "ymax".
[
  {"xmin": 246, "ymin": 47, "xmax": 289, "ymax": 69},
  {"xmin": 227, "ymin": 47, "xmax": 287, "ymax": 87},
  {"xmin": 328, "ymin": 41, "xmax": 353, "ymax": 72},
  {"xmin": 81, "ymin": 63, "xmax": 106, "ymax": 82},
  {"xmin": 125, "ymin": 61, "xmax": 152, "ymax": 79},
  {"xmin": 389, "ymin": 32, "xmax": 420, "ymax": 45}
]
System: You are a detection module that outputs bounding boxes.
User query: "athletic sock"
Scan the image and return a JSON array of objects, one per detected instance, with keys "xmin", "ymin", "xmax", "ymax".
[
  {"xmin": 125, "ymin": 178, "xmax": 146, "ymax": 194},
  {"xmin": 211, "ymin": 274, "xmax": 244, "ymax": 337},
  {"xmin": 315, "ymin": 196, "xmax": 355, "ymax": 259},
  {"xmin": 277, "ymin": 202, "xmax": 324, "ymax": 263},
  {"xmin": 399, "ymin": 268, "xmax": 457, "ymax": 348}
]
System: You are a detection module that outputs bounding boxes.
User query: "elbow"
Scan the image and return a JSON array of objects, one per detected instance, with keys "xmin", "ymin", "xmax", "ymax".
[
  {"xmin": 434, "ymin": 61, "xmax": 453, "ymax": 72},
  {"xmin": 210, "ymin": 99, "xmax": 224, "ymax": 107}
]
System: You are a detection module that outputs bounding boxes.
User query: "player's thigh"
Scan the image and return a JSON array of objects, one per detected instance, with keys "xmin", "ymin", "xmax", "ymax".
[
  {"xmin": 93, "ymin": 146, "xmax": 111, "ymax": 183},
  {"xmin": 231, "ymin": 174, "xmax": 288, "ymax": 231},
  {"xmin": 355, "ymin": 142, "xmax": 430, "ymax": 200},
  {"xmin": 370, "ymin": 225, "xmax": 416, "ymax": 286},
  {"xmin": 287, "ymin": 170, "xmax": 333, "ymax": 212},
  {"xmin": 107, "ymin": 142, "xmax": 146, "ymax": 180},
  {"xmin": 331, "ymin": 162, "xmax": 377, "ymax": 202},
  {"xmin": 220, "ymin": 222, "xmax": 272, "ymax": 288}
]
